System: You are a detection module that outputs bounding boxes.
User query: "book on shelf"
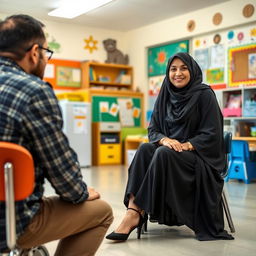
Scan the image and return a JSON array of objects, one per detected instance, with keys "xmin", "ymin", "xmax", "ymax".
[
  {"xmin": 89, "ymin": 67, "xmax": 97, "ymax": 81},
  {"xmin": 115, "ymin": 70, "xmax": 131, "ymax": 84}
]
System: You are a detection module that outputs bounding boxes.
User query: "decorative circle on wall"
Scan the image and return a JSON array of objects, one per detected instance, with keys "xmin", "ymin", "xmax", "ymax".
[
  {"xmin": 213, "ymin": 12, "xmax": 223, "ymax": 25},
  {"xmin": 237, "ymin": 32, "xmax": 244, "ymax": 42},
  {"xmin": 187, "ymin": 20, "xmax": 195, "ymax": 32},
  {"xmin": 243, "ymin": 4, "xmax": 255, "ymax": 18},
  {"xmin": 227, "ymin": 30, "xmax": 235, "ymax": 40},
  {"xmin": 213, "ymin": 34, "xmax": 221, "ymax": 44}
]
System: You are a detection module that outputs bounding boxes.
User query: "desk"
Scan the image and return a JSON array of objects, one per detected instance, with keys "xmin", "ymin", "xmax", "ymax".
[{"xmin": 124, "ymin": 136, "xmax": 148, "ymax": 165}]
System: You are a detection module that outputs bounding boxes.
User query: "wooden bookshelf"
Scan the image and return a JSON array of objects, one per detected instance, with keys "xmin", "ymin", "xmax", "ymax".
[{"xmin": 81, "ymin": 61, "xmax": 133, "ymax": 90}]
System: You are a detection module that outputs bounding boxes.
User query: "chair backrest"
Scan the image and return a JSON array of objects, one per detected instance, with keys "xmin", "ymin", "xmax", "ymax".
[
  {"xmin": 221, "ymin": 132, "xmax": 232, "ymax": 178},
  {"xmin": 0, "ymin": 142, "xmax": 34, "ymax": 201},
  {"xmin": 230, "ymin": 140, "xmax": 250, "ymax": 161},
  {"xmin": 0, "ymin": 142, "xmax": 35, "ymax": 250}
]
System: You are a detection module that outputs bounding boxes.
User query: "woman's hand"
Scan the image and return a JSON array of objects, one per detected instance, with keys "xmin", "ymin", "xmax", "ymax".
[
  {"xmin": 181, "ymin": 142, "xmax": 194, "ymax": 151},
  {"xmin": 160, "ymin": 137, "xmax": 183, "ymax": 152}
]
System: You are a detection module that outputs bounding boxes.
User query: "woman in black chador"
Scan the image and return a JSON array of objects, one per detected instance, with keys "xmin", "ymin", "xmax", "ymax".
[{"xmin": 106, "ymin": 52, "xmax": 234, "ymax": 241}]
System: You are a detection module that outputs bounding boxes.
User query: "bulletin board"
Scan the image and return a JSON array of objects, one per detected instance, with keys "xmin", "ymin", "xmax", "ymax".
[
  {"xmin": 228, "ymin": 44, "xmax": 256, "ymax": 87},
  {"xmin": 43, "ymin": 59, "xmax": 82, "ymax": 90},
  {"xmin": 92, "ymin": 96, "xmax": 142, "ymax": 127}
]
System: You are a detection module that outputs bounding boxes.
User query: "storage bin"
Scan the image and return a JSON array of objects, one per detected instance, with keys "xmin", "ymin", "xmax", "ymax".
[{"xmin": 222, "ymin": 108, "xmax": 242, "ymax": 117}]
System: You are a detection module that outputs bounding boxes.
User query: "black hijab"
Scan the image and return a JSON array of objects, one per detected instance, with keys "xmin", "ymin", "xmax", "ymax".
[{"xmin": 148, "ymin": 52, "xmax": 210, "ymax": 141}]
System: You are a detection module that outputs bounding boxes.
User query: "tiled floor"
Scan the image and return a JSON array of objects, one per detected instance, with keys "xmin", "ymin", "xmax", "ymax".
[{"xmin": 44, "ymin": 165, "xmax": 256, "ymax": 256}]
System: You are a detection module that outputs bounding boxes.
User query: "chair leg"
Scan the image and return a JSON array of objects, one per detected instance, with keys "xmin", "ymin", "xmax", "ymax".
[{"xmin": 221, "ymin": 190, "xmax": 235, "ymax": 233}]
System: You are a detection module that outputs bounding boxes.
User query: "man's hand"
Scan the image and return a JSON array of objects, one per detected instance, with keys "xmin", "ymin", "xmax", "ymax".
[{"xmin": 87, "ymin": 187, "xmax": 100, "ymax": 201}]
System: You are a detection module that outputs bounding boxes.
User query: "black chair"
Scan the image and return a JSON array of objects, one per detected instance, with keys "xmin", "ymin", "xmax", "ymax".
[{"xmin": 221, "ymin": 131, "xmax": 235, "ymax": 233}]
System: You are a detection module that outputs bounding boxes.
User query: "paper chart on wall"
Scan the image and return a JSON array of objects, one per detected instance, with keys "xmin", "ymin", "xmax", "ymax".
[
  {"xmin": 210, "ymin": 45, "xmax": 225, "ymax": 68},
  {"xmin": 73, "ymin": 106, "xmax": 87, "ymax": 134},
  {"xmin": 117, "ymin": 98, "xmax": 134, "ymax": 126}
]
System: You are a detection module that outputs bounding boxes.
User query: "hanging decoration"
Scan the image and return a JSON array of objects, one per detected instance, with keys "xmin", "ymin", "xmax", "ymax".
[
  {"xmin": 213, "ymin": 12, "xmax": 223, "ymax": 25},
  {"xmin": 243, "ymin": 4, "xmax": 255, "ymax": 18},
  {"xmin": 84, "ymin": 35, "xmax": 98, "ymax": 53},
  {"xmin": 187, "ymin": 20, "xmax": 195, "ymax": 32}
]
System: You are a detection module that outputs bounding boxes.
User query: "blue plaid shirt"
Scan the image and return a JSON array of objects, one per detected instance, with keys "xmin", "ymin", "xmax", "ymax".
[{"xmin": 0, "ymin": 57, "xmax": 89, "ymax": 251}]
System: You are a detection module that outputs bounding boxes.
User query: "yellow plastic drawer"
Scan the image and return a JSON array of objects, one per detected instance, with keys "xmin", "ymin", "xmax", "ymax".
[{"xmin": 99, "ymin": 144, "xmax": 121, "ymax": 164}]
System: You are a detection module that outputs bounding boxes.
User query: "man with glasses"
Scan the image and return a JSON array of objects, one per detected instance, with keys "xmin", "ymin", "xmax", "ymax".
[{"xmin": 0, "ymin": 14, "xmax": 113, "ymax": 255}]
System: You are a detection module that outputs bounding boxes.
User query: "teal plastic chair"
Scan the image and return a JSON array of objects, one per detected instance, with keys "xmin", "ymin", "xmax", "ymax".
[{"xmin": 226, "ymin": 140, "xmax": 256, "ymax": 184}]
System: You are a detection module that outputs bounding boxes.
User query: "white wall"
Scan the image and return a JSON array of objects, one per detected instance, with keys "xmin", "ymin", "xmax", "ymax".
[
  {"xmin": 124, "ymin": 0, "xmax": 256, "ymax": 113},
  {"xmin": 0, "ymin": 13, "xmax": 127, "ymax": 63},
  {"xmin": 1, "ymin": 0, "xmax": 256, "ymax": 124}
]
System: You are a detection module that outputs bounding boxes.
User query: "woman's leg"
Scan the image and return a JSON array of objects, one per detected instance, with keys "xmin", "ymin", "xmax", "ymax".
[{"xmin": 114, "ymin": 143, "xmax": 158, "ymax": 234}]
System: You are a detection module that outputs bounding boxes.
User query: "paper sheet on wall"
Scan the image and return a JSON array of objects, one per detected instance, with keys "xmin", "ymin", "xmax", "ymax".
[
  {"xmin": 73, "ymin": 105, "xmax": 87, "ymax": 134},
  {"xmin": 117, "ymin": 98, "xmax": 134, "ymax": 126},
  {"xmin": 44, "ymin": 64, "xmax": 55, "ymax": 78},
  {"xmin": 109, "ymin": 103, "xmax": 119, "ymax": 117},
  {"xmin": 100, "ymin": 102, "xmax": 109, "ymax": 113},
  {"xmin": 210, "ymin": 45, "xmax": 225, "ymax": 68}
]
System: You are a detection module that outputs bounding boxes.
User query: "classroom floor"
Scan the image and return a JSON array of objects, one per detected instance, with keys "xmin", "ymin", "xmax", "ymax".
[{"xmin": 44, "ymin": 165, "xmax": 256, "ymax": 256}]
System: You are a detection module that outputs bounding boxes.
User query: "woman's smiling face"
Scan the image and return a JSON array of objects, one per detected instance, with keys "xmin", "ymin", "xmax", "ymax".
[{"xmin": 169, "ymin": 57, "xmax": 190, "ymax": 89}]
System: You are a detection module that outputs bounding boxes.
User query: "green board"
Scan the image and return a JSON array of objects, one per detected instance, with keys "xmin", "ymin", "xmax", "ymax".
[
  {"xmin": 92, "ymin": 96, "xmax": 141, "ymax": 127},
  {"xmin": 148, "ymin": 40, "xmax": 189, "ymax": 77}
]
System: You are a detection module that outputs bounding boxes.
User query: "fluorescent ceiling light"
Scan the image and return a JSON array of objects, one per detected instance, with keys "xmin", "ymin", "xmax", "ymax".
[{"xmin": 48, "ymin": 0, "xmax": 114, "ymax": 19}]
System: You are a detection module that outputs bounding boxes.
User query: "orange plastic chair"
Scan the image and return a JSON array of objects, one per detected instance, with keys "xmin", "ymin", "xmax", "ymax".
[
  {"xmin": 0, "ymin": 142, "xmax": 34, "ymax": 251},
  {"xmin": 0, "ymin": 142, "xmax": 49, "ymax": 255}
]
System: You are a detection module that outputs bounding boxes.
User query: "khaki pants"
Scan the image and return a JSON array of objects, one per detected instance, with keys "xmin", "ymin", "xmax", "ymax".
[{"xmin": 17, "ymin": 196, "xmax": 113, "ymax": 256}]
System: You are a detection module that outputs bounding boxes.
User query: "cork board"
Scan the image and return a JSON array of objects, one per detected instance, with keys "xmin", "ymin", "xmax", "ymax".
[{"xmin": 228, "ymin": 44, "xmax": 256, "ymax": 87}]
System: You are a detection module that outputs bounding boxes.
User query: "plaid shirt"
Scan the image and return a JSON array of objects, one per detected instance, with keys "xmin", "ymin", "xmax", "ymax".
[{"xmin": 0, "ymin": 57, "xmax": 88, "ymax": 251}]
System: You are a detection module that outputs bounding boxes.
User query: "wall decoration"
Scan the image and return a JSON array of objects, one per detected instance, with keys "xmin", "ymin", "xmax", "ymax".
[
  {"xmin": 187, "ymin": 20, "xmax": 195, "ymax": 32},
  {"xmin": 213, "ymin": 34, "xmax": 221, "ymax": 44},
  {"xmin": 46, "ymin": 32, "xmax": 61, "ymax": 53},
  {"xmin": 248, "ymin": 53, "xmax": 256, "ymax": 79},
  {"xmin": 227, "ymin": 30, "xmax": 235, "ymax": 40},
  {"xmin": 228, "ymin": 44, "xmax": 256, "ymax": 87},
  {"xmin": 194, "ymin": 48, "xmax": 209, "ymax": 70},
  {"xmin": 43, "ymin": 59, "xmax": 81, "ymax": 90},
  {"xmin": 195, "ymin": 39, "xmax": 201, "ymax": 48},
  {"xmin": 237, "ymin": 32, "xmax": 244, "ymax": 43},
  {"xmin": 250, "ymin": 28, "xmax": 256, "ymax": 41},
  {"xmin": 103, "ymin": 38, "xmax": 129, "ymax": 64},
  {"xmin": 84, "ymin": 35, "xmax": 98, "ymax": 53},
  {"xmin": 243, "ymin": 4, "xmax": 255, "ymax": 18},
  {"xmin": 56, "ymin": 66, "xmax": 81, "ymax": 88},
  {"xmin": 148, "ymin": 40, "xmax": 189, "ymax": 77},
  {"xmin": 206, "ymin": 68, "xmax": 224, "ymax": 84},
  {"xmin": 213, "ymin": 12, "xmax": 223, "ymax": 25},
  {"xmin": 148, "ymin": 75, "xmax": 165, "ymax": 96},
  {"xmin": 210, "ymin": 44, "xmax": 225, "ymax": 68}
]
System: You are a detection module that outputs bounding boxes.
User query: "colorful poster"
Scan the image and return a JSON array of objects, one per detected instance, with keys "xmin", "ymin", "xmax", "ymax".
[
  {"xmin": 206, "ymin": 68, "xmax": 224, "ymax": 84},
  {"xmin": 56, "ymin": 66, "xmax": 81, "ymax": 87},
  {"xmin": 148, "ymin": 75, "xmax": 165, "ymax": 96},
  {"xmin": 248, "ymin": 53, "xmax": 256, "ymax": 79},
  {"xmin": 148, "ymin": 40, "xmax": 189, "ymax": 77}
]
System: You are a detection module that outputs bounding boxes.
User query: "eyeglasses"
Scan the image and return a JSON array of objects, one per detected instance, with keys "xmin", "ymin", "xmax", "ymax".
[
  {"xmin": 38, "ymin": 45, "xmax": 54, "ymax": 60},
  {"xmin": 26, "ymin": 44, "xmax": 54, "ymax": 60}
]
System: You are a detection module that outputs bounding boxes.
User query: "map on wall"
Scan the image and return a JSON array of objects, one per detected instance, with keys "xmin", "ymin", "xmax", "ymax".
[{"xmin": 148, "ymin": 40, "xmax": 189, "ymax": 77}]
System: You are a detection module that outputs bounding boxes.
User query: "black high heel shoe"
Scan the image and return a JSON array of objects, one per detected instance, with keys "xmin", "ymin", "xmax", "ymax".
[{"xmin": 106, "ymin": 208, "xmax": 145, "ymax": 241}]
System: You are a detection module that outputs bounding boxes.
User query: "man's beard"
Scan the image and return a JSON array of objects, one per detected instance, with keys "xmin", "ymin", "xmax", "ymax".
[{"xmin": 31, "ymin": 54, "xmax": 45, "ymax": 79}]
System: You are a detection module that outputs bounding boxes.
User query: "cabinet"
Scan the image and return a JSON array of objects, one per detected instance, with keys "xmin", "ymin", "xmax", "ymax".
[
  {"xmin": 92, "ymin": 122, "xmax": 121, "ymax": 165},
  {"xmin": 81, "ymin": 61, "xmax": 133, "ymax": 90},
  {"xmin": 216, "ymin": 86, "xmax": 256, "ymax": 137}
]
